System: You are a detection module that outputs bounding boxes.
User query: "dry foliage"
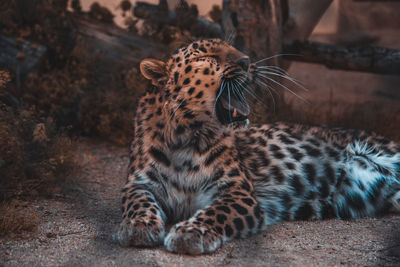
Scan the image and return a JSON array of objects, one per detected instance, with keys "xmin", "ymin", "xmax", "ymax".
[
  {"xmin": 0, "ymin": 70, "xmax": 11, "ymax": 88},
  {"xmin": 89, "ymin": 2, "xmax": 114, "ymax": 24},
  {"xmin": 74, "ymin": 58, "xmax": 149, "ymax": 145},
  {"xmin": 0, "ymin": 200, "xmax": 40, "ymax": 236},
  {"xmin": 208, "ymin": 5, "xmax": 222, "ymax": 24},
  {"xmin": 0, "ymin": 101, "xmax": 77, "ymax": 201},
  {"xmin": 0, "ymin": 0, "xmax": 76, "ymax": 68}
]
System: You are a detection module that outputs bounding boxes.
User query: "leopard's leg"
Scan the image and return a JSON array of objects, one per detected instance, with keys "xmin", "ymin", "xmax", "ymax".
[
  {"xmin": 164, "ymin": 177, "xmax": 265, "ymax": 255},
  {"xmin": 114, "ymin": 181, "xmax": 166, "ymax": 247}
]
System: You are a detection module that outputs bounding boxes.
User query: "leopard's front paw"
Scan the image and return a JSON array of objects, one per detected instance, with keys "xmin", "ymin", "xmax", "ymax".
[
  {"xmin": 113, "ymin": 217, "xmax": 165, "ymax": 247},
  {"xmin": 164, "ymin": 222, "xmax": 222, "ymax": 255}
]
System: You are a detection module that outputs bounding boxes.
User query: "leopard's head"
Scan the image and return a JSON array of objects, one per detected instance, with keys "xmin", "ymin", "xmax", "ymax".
[{"xmin": 140, "ymin": 39, "xmax": 257, "ymax": 132}]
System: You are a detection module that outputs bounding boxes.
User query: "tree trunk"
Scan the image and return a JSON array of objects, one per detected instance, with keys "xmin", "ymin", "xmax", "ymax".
[
  {"xmin": 222, "ymin": 0, "xmax": 284, "ymax": 64},
  {"xmin": 221, "ymin": 0, "xmax": 285, "ymax": 123},
  {"xmin": 284, "ymin": 40, "xmax": 400, "ymax": 75}
]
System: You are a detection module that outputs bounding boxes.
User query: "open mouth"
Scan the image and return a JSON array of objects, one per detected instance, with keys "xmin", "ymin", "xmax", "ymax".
[{"xmin": 215, "ymin": 79, "xmax": 250, "ymax": 125}]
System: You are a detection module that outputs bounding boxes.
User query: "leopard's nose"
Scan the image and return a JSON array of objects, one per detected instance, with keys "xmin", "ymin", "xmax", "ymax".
[{"xmin": 236, "ymin": 57, "xmax": 250, "ymax": 71}]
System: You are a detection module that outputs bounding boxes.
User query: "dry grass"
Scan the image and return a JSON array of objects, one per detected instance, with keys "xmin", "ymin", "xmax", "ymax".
[{"xmin": 0, "ymin": 200, "xmax": 40, "ymax": 237}]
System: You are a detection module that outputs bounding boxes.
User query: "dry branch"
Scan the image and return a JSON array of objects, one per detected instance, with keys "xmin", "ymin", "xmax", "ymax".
[{"xmin": 283, "ymin": 41, "xmax": 400, "ymax": 75}]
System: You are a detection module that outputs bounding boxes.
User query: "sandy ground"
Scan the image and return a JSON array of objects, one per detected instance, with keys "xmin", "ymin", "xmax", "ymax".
[{"xmin": 1, "ymin": 141, "xmax": 399, "ymax": 267}]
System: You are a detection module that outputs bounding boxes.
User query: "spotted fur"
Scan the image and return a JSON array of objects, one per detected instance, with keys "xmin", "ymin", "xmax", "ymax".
[{"xmin": 113, "ymin": 39, "xmax": 400, "ymax": 254}]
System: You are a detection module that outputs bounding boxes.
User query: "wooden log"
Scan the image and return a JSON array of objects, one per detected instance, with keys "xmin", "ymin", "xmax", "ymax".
[
  {"xmin": 283, "ymin": 40, "xmax": 400, "ymax": 75},
  {"xmin": 75, "ymin": 17, "xmax": 167, "ymax": 68}
]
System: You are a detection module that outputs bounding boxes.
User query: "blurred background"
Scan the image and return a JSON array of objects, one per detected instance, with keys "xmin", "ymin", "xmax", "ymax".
[{"xmin": 0, "ymin": 0, "xmax": 399, "ymax": 236}]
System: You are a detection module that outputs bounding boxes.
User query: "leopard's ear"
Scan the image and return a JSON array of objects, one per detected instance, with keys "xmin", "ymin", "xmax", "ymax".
[{"xmin": 140, "ymin": 59, "xmax": 167, "ymax": 87}]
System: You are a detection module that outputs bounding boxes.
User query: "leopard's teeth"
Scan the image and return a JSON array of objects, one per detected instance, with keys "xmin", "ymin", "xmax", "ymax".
[{"xmin": 233, "ymin": 108, "xmax": 237, "ymax": 118}]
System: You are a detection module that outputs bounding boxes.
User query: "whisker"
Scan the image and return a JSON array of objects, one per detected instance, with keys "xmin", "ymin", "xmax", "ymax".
[
  {"xmin": 234, "ymin": 77, "xmax": 267, "ymax": 106},
  {"xmin": 228, "ymin": 80, "xmax": 232, "ymax": 121},
  {"xmin": 253, "ymin": 77, "xmax": 280, "ymax": 96},
  {"xmin": 231, "ymin": 79, "xmax": 248, "ymax": 101},
  {"xmin": 169, "ymin": 98, "xmax": 186, "ymax": 121},
  {"xmin": 233, "ymin": 72, "xmax": 279, "ymax": 98},
  {"xmin": 225, "ymin": 30, "xmax": 236, "ymax": 45},
  {"xmin": 256, "ymin": 65, "xmax": 288, "ymax": 75},
  {"xmin": 231, "ymin": 80, "xmax": 247, "ymax": 103},
  {"xmin": 254, "ymin": 54, "xmax": 300, "ymax": 65},
  {"xmin": 231, "ymin": 79, "xmax": 263, "ymax": 116},
  {"xmin": 256, "ymin": 73, "xmax": 309, "ymax": 103},
  {"xmin": 255, "ymin": 65, "xmax": 299, "ymax": 80},
  {"xmin": 235, "ymin": 78, "xmax": 274, "ymax": 115},
  {"xmin": 256, "ymin": 69, "xmax": 308, "ymax": 91},
  {"xmin": 252, "ymin": 79, "xmax": 276, "ymax": 112},
  {"xmin": 214, "ymin": 80, "xmax": 226, "ymax": 112}
]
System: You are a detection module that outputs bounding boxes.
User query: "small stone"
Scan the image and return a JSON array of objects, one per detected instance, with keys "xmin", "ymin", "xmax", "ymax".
[
  {"xmin": 33, "ymin": 123, "xmax": 48, "ymax": 143},
  {"xmin": 36, "ymin": 206, "xmax": 44, "ymax": 211},
  {"xmin": 46, "ymin": 232, "xmax": 56, "ymax": 238},
  {"xmin": 15, "ymin": 52, "xmax": 25, "ymax": 60}
]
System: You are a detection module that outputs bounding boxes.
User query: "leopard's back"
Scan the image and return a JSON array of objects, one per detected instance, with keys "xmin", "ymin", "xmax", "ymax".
[{"xmin": 236, "ymin": 122, "xmax": 400, "ymax": 224}]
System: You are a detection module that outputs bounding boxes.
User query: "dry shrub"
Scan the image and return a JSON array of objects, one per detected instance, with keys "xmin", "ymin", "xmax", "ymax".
[
  {"xmin": 0, "ymin": 199, "xmax": 40, "ymax": 236},
  {"xmin": 0, "ymin": 70, "xmax": 75, "ymax": 233},
  {"xmin": 0, "ymin": 0, "xmax": 186, "ymax": 146},
  {"xmin": 22, "ymin": 59, "xmax": 86, "ymax": 131},
  {"xmin": 89, "ymin": 2, "xmax": 114, "ymax": 24},
  {"xmin": 209, "ymin": 5, "xmax": 222, "ymax": 23},
  {"xmin": 0, "ymin": 71, "xmax": 11, "ymax": 88},
  {"xmin": 75, "ymin": 56, "xmax": 149, "ymax": 145},
  {"xmin": 20, "ymin": 54, "xmax": 148, "ymax": 146},
  {"xmin": 0, "ymin": 0, "xmax": 76, "ymax": 69},
  {"xmin": 0, "ymin": 99, "xmax": 77, "ymax": 201}
]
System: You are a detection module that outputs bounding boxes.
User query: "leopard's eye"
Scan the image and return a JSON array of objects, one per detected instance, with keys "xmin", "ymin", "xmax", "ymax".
[
  {"xmin": 196, "ymin": 55, "xmax": 220, "ymax": 62},
  {"xmin": 209, "ymin": 55, "xmax": 220, "ymax": 61}
]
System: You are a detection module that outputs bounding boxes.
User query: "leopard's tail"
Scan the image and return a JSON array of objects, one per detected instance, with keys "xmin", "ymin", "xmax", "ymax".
[
  {"xmin": 346, "ymin": 141, "xmax": 400, "ymax": 184},
  {"xmin": 340, "ymin": 141, "xmax": 400, "ymax": 217}
]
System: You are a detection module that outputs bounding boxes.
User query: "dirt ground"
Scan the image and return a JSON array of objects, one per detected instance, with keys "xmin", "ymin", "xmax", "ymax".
[{"xmin": 1, "ymin": 140, "xmax": 399, "ymax": 267}]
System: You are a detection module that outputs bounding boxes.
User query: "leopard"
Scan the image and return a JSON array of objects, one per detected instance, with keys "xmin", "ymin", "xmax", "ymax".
[{"xmin": 113, "ymin": 39, "xmax": 400, "ymax": 255}]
